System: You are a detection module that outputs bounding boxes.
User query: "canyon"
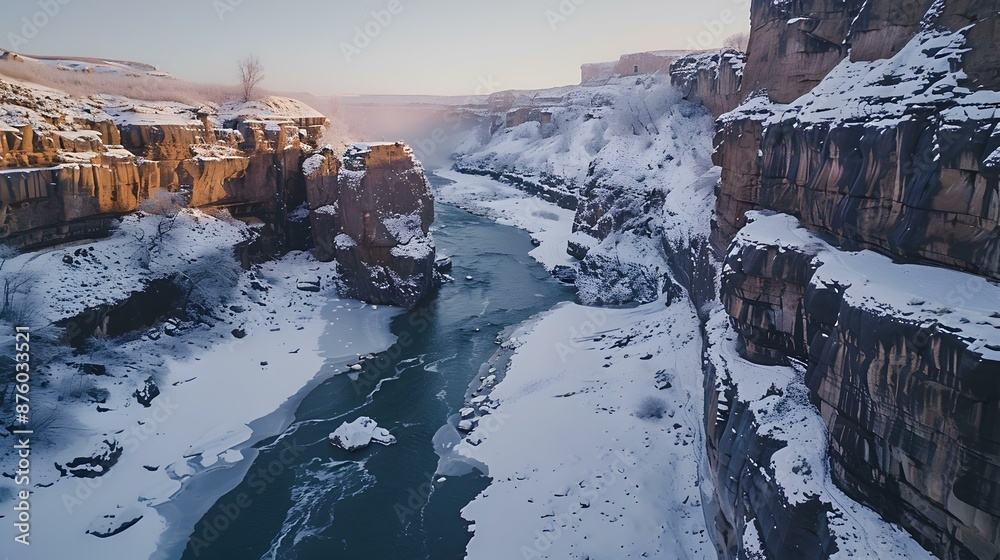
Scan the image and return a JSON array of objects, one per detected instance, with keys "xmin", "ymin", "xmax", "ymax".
[
  {"xmin": 702, "ymin": 1, "xmax": 1000, "ymax": 558},
  {"xmin": 0, "ymin": 0, "xmax": 999, "ymax": 558},
  {"xmin": 446, "ymin": 0, "xmax": 1000, "ymax": 557}
]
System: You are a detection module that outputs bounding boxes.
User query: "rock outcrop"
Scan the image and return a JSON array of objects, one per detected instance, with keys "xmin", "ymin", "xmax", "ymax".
[
  {"xmin": 712, "ymin": 1, "xmax": 1000, "ymax": 266},
  {"xmin": 696, "ymin": 0, "xmax": 1000, "ymax": 558},
  {"xmin": 304, "ymin": 142, "xmax": 439, "ymax": 308},
  {"xmin": 670, "ymin": 49, "xmax": 746, "ymax": 117},
  {"xmin": 740, "ymin": 0, "xmax": 863, "ymax": 104},
  {"xmin": 720, "ymin": 212, "xmax": 1000, "ymax": 559},
  {"xmin": 0, "ymin": 76, "xmax": 439, "ymax": 308},
  {"xmin": 0, "ymin": 81, "xmax": 325, "ymax": 250}
]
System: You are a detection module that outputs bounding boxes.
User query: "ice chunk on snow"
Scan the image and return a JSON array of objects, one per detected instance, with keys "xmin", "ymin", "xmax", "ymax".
[
  {"xmin": 183, "ymin": 423, "xmax": 252, "ymax": 467},
  {"xmin": 329, "ymin": 417, "xmax": 396, "ymax": 451}
]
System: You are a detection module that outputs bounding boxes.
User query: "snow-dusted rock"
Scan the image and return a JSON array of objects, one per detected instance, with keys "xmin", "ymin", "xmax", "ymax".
[
  {"xmin": 295, "ymin": 278, "xmax": 321, "ymax": 292},
  {"xmin": 306, "ymin": 143, "xmax": 440, "ymax": 308},
  {"xmin": 328, "ymin": 417, "xmax": 396, "ymax": 452}
]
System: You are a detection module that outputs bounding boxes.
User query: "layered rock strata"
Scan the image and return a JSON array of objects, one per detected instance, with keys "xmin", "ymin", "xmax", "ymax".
[
  {"xmin": 712, "ymin": 1, "xmax": 1000, "ymax": 273},
  {"xmin": 720, "ymin": 212, "xmax": 1000, "ymax": 559},
  {"xmin": 0, "ymin": 81, "xmax": 326, "ymax": 250},
  {"xmin": 304, "ymin": 142, "xmax": 439, "ymax": 308},
  {"xmin": 682, "ymin": 1, "xmax": 1000, "ymax": 557}
]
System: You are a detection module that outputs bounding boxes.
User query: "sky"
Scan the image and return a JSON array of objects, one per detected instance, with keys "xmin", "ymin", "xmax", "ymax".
[{"xmin": 2, "ymin": 0, "xmax": 750, "ymax": 96}]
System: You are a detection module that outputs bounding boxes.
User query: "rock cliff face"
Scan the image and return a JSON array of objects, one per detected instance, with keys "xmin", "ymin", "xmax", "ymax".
[
  {"xmin": 721, "ymin": 213, "xmax": 1000, "ymax": 559},
  {"xmin": 305, "ymin": 142, "xmax": 439, "ymax": 308},
  {"xmin": 0, "ymin": 76, "xmax": 438, "ymax": 308},
  {"xmin": 740, "ymin": 0, "xmax": 864, "ymax": 104},
  {"xmin": 713, "ymin": 1, "xmax": 1000, "ymax": 263},
  {"xmin": 699, "ymin": 0, "xmax": 1000, "ymax": 558},
  {"xmin": 670, "ymin": 50, "xmax": 746, "ymax": 117}
]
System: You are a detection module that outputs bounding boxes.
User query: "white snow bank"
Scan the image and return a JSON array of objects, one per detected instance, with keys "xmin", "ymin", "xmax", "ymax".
[
  {"xmin": 0, "ymin": 244, "xmax": 402, "ymax": 560},
  {"xmin": 0, "ymin": 209, "xmax": 247, "ymax": 324}
]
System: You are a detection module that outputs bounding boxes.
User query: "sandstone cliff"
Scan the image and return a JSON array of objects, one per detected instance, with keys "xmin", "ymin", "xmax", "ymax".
[
  {"xmin": 0, "ymin": 75, "xmax": 438, "ymax": 308},
  {"xmin": 304, "ymin": 142, "xmax": 439, "ymax": 308},
  {"xmin": 721, "ymin": 213, "xmax": 1000, "ymax": 559},
  {"xmin": 0, "ymin": 79, "xmax": 324, "ymax": 249}
]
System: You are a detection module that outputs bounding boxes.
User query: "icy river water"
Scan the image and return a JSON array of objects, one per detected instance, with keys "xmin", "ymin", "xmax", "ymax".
[{"xmin": 180, "ymin": 172, "xmax": 575, "ymax": 559}]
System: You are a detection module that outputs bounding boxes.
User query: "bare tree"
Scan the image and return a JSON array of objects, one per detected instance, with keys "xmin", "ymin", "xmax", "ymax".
[
  {"xmin": 723, "ymin": 32, "xmax": 750, "ymax": 53},
  {"xmin": 238, "ymin": 54, "xmax": 265, "ymax": 102}
]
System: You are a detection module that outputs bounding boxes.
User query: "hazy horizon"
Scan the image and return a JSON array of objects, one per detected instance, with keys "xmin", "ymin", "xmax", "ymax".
[{"xmin": 3, "ymin": 0, "xmax": 750, "ymax": 96}]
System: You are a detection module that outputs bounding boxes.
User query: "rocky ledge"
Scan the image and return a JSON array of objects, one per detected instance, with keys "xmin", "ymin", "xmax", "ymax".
[
  {"xmin": 721, "ymin": 211, "xmax": 1000, "ymax": 559},
  {"xmin": 0, "ymin": 76, "xmax": 439, "ymax": 308}
]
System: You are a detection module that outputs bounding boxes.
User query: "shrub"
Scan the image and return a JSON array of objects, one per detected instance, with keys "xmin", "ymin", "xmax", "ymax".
[{"xmin": 635, "ymin": 395, "xmax": 670, "ymax": 419}]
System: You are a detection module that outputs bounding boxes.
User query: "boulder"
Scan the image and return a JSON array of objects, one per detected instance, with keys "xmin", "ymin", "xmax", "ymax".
[
  {"xmin": 133, "ymin": 376, "xmax": 160, "ymax": 407},
  {"xmin": 55, "ymin": 438, "xmax": 123, "ymax": 478}
]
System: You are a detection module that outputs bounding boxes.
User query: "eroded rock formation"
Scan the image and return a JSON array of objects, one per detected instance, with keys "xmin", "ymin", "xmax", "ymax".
[
  {"xmin": 721, "ymin": 213, "xmax": 1000, "ymax": 559},
  {"xmin": 304, "ymin": 142, "xmax": 439, "ymax": 308},
  {"xmin": 0, "ymin": 77, "xmax": 439, "ymax": 308},
  {"xmin": 670, "ymin": 49, "xmax": 746, "ymax": 117},
  {"xmin": 692, "ymin": 0, "xmax": 1000, "ymax": 558},
  {"xmin": 0, "ymin": 82, "xmax": 325, "ymax": 249}
]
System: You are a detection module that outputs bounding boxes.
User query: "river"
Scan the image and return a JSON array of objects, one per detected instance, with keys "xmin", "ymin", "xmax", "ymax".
[{"xmin": 180, "ymin": 171, "xmax": 575, "ymax": 559}]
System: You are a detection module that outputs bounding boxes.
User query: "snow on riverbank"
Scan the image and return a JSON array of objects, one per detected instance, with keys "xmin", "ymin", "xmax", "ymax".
[
  {"xmin": 433, "ymin": 169, "xmax": 576, "ymax": 271},
  {"xmin": 450, "ymin": 296, "xmax": 715, "ymax": 559},
  {"xmin": 0, "ymin": 214, "xmax": 401, "ymax": 559}
]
